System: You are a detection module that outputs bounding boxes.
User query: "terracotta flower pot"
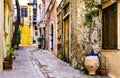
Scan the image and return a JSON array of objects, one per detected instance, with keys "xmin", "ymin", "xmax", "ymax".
[
  {"xmin": 100, "ymin": 69, "xmax": 108, "ymax": 76},
  {"xmin": 3, "ymin": 61, "xmax": 13, "ymax": 69},
  {"xmin": 84, "ymin": 54, "xmax": 99, "ymax": 75}
]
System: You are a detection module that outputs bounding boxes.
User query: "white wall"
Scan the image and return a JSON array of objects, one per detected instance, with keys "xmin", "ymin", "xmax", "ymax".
[
  {"xmin": 57, "ymin": 0, "xmax": 62, "ymax": 6},
  {"xmin": 19, "ymin": 0, "xmax": 29, "ymax": 5},
  {"xmin": 37, "ymin": 0, "xmax": 42, "ymax": 23}
]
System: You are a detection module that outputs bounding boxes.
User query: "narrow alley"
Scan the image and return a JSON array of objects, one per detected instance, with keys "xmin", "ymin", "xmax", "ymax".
[
  {"xmin": 0, "ymin": 0, "xmax": 120, "ymax": 77},
  {"xmin": 0, "ymin": 46, "xmax": 43, "ymax": 78},
  {"xmin": 0, "ymin": 45, "xmax": 110, "ymax": 78}
]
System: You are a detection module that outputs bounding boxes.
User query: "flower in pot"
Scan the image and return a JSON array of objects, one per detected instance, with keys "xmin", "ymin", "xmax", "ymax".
[
  {"xmin": 82, "ymin": 0, "xmax": 101, "ymax": 75},
  {"xmin": 84, "ymin": 49, "xmax": 100, "ymax": 75},
  {"xmin": 99, "ymin": 54, "xmax": 108, "ymax": 76},
  {"xmin": 3, "ymin": 44, "xmax": 15, "ymax": 69}
]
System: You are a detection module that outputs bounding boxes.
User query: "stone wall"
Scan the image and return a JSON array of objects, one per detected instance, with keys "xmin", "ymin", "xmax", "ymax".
[
  {"xmin": 70, "ymin": 0, "xmax": 78, "ymax": 68},
  {"xmin": 57, "ymin": 3, "xmax": 64, "ymax": 56},
  {"xmin": 76, "ymin": 0, "xmax": 86, "ymax": 70},
  {"xmin": 57, "ymin": 0, "xmax": 102, "ymax": 71},
  {"xmin": 70, "ymin": 0, "xmax": 102, "ymax": 70}
]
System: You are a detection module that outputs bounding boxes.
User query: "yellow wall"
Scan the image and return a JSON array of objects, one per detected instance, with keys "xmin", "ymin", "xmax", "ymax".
[
  {"xmin": 0, "ymin": 0, "xmax": 13, "ymax": 72},
  {"xmin": 118, "ymin": 2, "xmax": 120, "ymax": 49},
  {"xmin": 20, "ymin": 6, "xmax": 32, "ymax": 46},
  {"xmin": 102, "ymin": 2, "xmax": 120, "ymax": 78},
  {"xmin": 4, "ymin": 0, "xmax": 12, "ymax": 58},
  {"xmin": 0, "ymin": 0, "xmax": 4, "ymax": 72},
  {"xmin": 20, "ymin": 25, "xmax": 32, "ymax": 46}
]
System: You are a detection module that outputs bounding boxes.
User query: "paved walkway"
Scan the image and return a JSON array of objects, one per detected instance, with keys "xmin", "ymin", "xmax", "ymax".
[
  {"xmin": 0, "ymin": 46, "xmax": 111, "ymax": 78},
  {"xmin": 26, "ymin": 46, "xmax": 110, "ymax": 78},
  {"xmin": 0, "ymin": 47, "xmax": 44, "ymax": 78}
]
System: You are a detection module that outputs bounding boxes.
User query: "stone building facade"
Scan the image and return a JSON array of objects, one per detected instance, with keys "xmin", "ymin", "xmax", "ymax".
[
  {"xmin": 0, "ymin": 0, "xmax": 14, "ymax": 72},
  {"xmin": 57, "ymin": 0, "xmax": 102, "ymax": 69},
  {"xmin": 39, "ymin": 0, "xmax": 58, "ymax": 54},
  {"xmin": 40, "ymin": 0, "xmax": 120, "ymax": 77},
  {"xmin": 57, "ymin": 0, "xmax": 120, "ymax": 77}
]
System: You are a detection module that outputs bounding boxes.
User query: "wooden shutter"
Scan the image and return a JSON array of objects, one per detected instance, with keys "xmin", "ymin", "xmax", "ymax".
[{"xmin": 102, "ymin": 3, "xmax": 117, "ymax": 49}]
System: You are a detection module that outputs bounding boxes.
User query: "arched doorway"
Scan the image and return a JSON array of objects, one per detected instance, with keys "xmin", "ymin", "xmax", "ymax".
[{"xmin": 50, "ymin": 23, "xmax": 54, "ymax": 51}]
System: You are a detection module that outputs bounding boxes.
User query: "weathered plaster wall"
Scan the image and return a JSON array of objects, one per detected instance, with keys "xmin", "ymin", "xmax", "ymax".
[
  {"xmin": 101, "ymin": 2, "xmax": 120, "ymax": 78},
  {"xmin": 0, "ymin": 0, "xmax": 4, "ymax": 72},
  {"xmin": 57, "ymin": 2, "xmax": 64, "ymax": 57},
  {"xmin": 4, "ymin": 0, "xmax": 14, "ymax": 57},
  {"xmin": 49, "ymin": 0, "xmax": 58, "ymax": 55},
  {"xmin": 117, "ymin": 2, "xmax": 120, "ymax": 49},
  {"xmin": 76, "ymin": 0, "xmax": 86, "ymax": 69},
  {"xmin": 57, "ymin": 0, "xmax": 102, "ymax": 71},
  {"xmin": 70, "ymin": 0, "xmax": 102, "ymax": 69},
  {"xmin": 70, "ymin": 0, "xmax": 78, "ymax": 68}
]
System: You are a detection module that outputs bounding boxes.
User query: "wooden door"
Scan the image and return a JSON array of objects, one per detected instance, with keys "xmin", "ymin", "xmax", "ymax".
[
  {"xmin": 102, "ymin": 3, "xmax": 117, "ymax": 49},
  {"xmin": 64, "ymin": 16, "xmax": 69, "ymax": 62}
]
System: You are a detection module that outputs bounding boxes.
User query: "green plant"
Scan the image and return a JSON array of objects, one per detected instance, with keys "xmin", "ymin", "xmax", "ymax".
[
  {"xmin": 12, "ymin": 0, "xmax": 20, "ymax": 48},
  {"xmin": 82, "ymin": 0, "xmax": 100, "ymax": 54},
  {"xmin": 33, "ymin": 39, "xmax": 36, "ymax": 43},
  {"xmin": 16, "ymin": 28, "xmax": 21, "ymax": 44},
  {"xmin": 80, "ymin": 0, "xmax": 101, "ymax": 74},
  {"xmin": 99, "ymin": 54, "xmax": 106, "ymax": 69},
  {"xmin": 4, "ymin": 44, "xmax": 15, "ymax": 62},
  {"xmin": 37, "ymin": 35, "xmax": 44, "ymax": 42},
  {"xmin": 37, "ymin": 37, "xmax": 43, "ymax": 42},
  {"xmin": 58, "ymin": 54, "xmax": 66, "ymax": 61},
  {"xmin": 12, "ymin": 27, "xmax": 21, "ymax": 48}
]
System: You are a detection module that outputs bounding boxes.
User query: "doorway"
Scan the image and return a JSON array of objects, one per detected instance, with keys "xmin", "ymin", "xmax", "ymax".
[
  {"xmin": 64, "ymin": 16, "xmax": 69, "ymax": 62},
  {"xmin": 50, "ymin": 23, "xmax": 54, "ymax": 51}
]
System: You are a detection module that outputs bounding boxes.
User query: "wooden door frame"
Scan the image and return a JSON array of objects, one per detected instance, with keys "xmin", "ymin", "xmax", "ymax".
[{"xmin": 63, "ymin": 14, "xmax": 69, "ymax": 62}]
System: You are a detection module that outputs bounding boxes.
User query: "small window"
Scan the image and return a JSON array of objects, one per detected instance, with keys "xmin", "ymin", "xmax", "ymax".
[{"xmin": 21, "ymin": 7, "xmax": 28, "ymax": 17}]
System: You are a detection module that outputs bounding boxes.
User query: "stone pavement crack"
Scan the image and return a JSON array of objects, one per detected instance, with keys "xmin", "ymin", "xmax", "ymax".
[{"xmin": 29, "ymin": 50, "xmax": 50, "ymax": 78}]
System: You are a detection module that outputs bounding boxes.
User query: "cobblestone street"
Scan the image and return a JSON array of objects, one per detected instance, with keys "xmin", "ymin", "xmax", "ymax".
[{"xmin": 0, "ymin": 46, "xmax": 111, "ymax": 78}]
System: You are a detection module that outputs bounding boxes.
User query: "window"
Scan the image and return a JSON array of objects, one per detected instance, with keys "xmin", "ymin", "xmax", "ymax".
[
  {"xmin": 33, "ymin": 0, "xmax": 37, "ymax": 3},
  {"xmin": 21, "ymin": 7, "xmax": 28, "ymax": 17},
  {"xmin": 102, "ymin": 3, "xmax": 117, "ymax": 49}
]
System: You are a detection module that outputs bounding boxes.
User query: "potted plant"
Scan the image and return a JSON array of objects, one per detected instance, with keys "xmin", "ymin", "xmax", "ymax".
[
  {"xmin": 84, "ymin": 49, "xmax": 100, "ymax": 75},
  {"xmin": 12, "ymin": 28, "xmax": 21, "ymax": 49},
  {"xmin": 3, "ymin": 44, "xmax": 15, "ymax": 69},
  {"xmin": 99, "ymin": 54, "xmax": 108, "ymax": 76},
  {"xmin": 37, "ymin": 35, "xmax": 44, "ymax": 49},
  {"xmin": 82, "ymin": 0, "xmax": 101, "ymax": 75},
  {"xmin": 33, "ymin": 39, "xmax": 36, "ymax": 44}
]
